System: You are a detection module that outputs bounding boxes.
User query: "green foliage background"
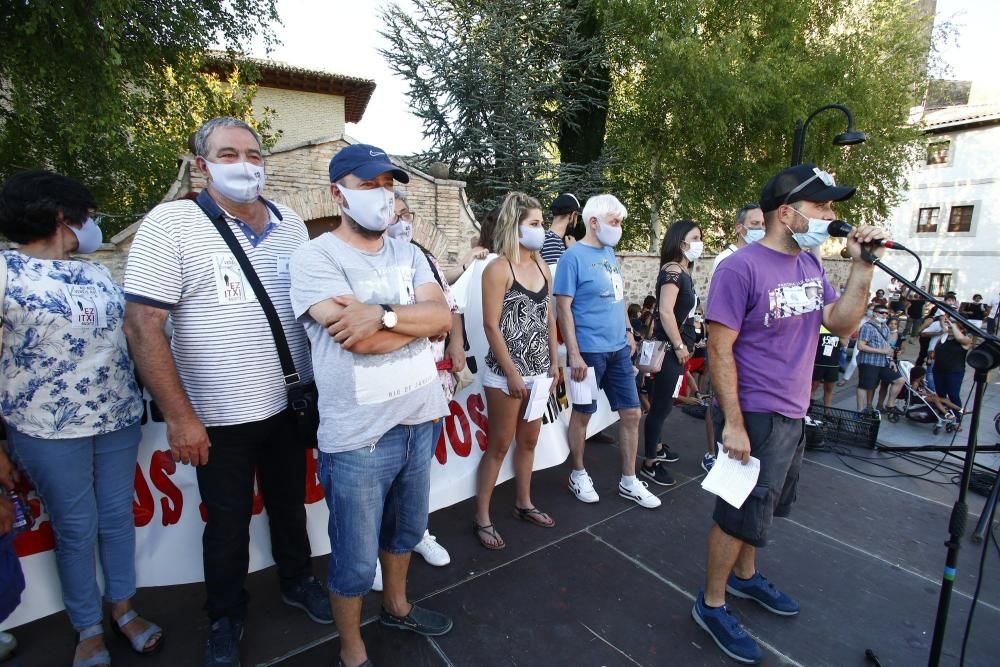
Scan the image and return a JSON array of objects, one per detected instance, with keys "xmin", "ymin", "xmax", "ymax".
[{"xmin": 0, "ymin": 1, "xmax": 280, "ymax": 236}]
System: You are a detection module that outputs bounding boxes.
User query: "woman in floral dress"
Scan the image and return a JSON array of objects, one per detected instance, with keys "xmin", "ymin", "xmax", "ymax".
[{"xmin": 0, "ymin": 171, "xmax": 162, "ymax": 667}]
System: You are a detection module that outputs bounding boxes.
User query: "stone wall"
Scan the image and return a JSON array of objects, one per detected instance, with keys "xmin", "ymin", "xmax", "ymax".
[
  {"xmin": 253, "ymin": 87, "xmax": 346, "ymax": 152},
  {"xmin": 617, "ymin": 251, "xmax": 853, "ymax": 308}
]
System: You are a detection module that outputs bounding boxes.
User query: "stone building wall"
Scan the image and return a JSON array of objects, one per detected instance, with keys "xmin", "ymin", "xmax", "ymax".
[
  {"xmin": 617, "ymin": 251, "xmax": 853, "ymax": 308},
  {"xmin": 253, "ymin": 87, "xmax": 347, "ymax": 152}
]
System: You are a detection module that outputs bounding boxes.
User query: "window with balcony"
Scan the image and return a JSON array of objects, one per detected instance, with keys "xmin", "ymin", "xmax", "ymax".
[
  {"xmin": 926, "ymin": 140, "xmax": 950, "ymax": 165},
  {"xmin": 947, "ymin": 205, "xmax": 974, "ymax": 233},
  {"xmin": 916, "ymin": 207, "xmax": 939, "ymax": 233}
]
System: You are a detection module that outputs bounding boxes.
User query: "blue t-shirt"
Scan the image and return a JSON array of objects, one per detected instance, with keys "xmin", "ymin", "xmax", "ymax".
[{"xmin": 553, "ymin": 242, "xmax": 626, "ymax": 353}]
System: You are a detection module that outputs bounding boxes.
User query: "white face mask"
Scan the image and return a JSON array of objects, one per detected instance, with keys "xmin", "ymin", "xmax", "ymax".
[
  {"xmin": 387, "ymin": 219, "xmax": 413, "ymax": 243},
  {"xmin": 595, "ymin": 219, "xmax": 623, "ymax": 247},
  {"xmin": 204, "ymin": 160, "xmax": 265, "ymax": 204},
  {"xmin": 337, "ymin": 184, "xmax": 395, "ymax": 232},
  {"xmin": 519, "ymin": 224, "xmax": 545, "ymax": 251},
  {"xmin": 683, "ymin": 240, "xmax": 704, "ymax": 262},
  {"xmin": 63, "ymin": 217, "xmax": 102, "ymax": 254},
  {"xmin": 785, "ymin": 208, "xmax": 830, "ymax": 249},
  {"xmin": 743, "ymin": 228, "xmax": 765, "ymax": 244}
]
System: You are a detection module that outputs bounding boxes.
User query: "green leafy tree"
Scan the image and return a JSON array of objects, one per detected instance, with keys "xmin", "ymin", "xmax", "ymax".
[
  {"xmin": 602, "ymin": 0, "xmax": 944, "ymax": 251},
  {"xmin": 0, "ymin": 1, "xmax": 280, "ymax": 236},
  {"xmin": 380, "ymin": 0, "xmax": 612, "ymax": 216}
]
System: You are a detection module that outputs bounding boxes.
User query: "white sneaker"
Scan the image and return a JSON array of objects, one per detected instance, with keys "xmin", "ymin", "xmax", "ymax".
[
  {"xmin": 414, "ymin": 529, "xmax": 451, "ymax": 566},
  {"xmin": 568, "ymin": 471, "xmax": 600, "ymax": 503},
  {"xmin": 372, "ymin": 560, "xmax": 383, "ymax": 592},
  {"xmin": 618, "ymin": 480, "xmax": 661, "ymax": 508}
]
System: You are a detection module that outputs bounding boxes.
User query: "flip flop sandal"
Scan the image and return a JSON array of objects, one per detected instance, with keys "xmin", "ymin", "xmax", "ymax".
[
  {"xmin": 512, "ymin": 506, "xmax": 555, "ymax": 528},
  {"xmin": 113, "ymin": 609, "xmax": 164, "ymax": 655},
  {"xmin": 74, "ymin": 625, "xmax": 110, "ymax": 667},
  {"xmin": 473, "ymin": 521, "xmax": 506, "ymax": 550}
]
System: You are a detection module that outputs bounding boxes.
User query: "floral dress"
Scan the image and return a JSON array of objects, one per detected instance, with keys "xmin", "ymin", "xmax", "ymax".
[{"xmin": 0, "ymin": 251, "xmax": 142, "ymax": 439}]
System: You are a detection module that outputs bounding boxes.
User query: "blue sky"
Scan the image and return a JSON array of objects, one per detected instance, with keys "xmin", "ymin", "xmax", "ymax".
[{"xmin": 251, "ymin": 0, "xmax": 998, "ymax": 156}]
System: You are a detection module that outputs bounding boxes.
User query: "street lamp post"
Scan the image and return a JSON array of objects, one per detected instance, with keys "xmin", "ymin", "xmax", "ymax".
[{"xmin": 790, "ymin": 103, "xmax": 867, "ymax": 166}]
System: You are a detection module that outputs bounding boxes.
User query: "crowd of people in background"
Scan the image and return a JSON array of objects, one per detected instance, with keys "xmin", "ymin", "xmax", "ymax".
[{"xmin": 0, "ymin": 113, "xmax": 988, "ymax": 667}]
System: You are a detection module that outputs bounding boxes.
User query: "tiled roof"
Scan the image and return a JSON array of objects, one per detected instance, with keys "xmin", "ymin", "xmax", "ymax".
[
  {"xmin": 921, "ymin": 104, "xmax": 1000, "ymax": 132},
  {"xmin": 202, "ymin": 53, "xmax": 376, "ymax": 123}
]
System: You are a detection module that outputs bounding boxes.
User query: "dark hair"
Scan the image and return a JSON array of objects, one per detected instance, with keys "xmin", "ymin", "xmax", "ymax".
[
  {"xmin": 910, "ymin": 365, "xmax": 926, "ymax": 383},
  {"xmin": 0, "ymin": 170, "xmax": 96, "ymax": 244},
  {"xmin": 876, "ymin": 289, "xmax": 885, "ymax": 296},
  {"xmin": 735, "ymin": 203, "xmax": 760, "ymax": 228},
  {"xmin": 642, "ymin": 295, "xmax": 656, "ymax": 310},
  {"xmin": 659, "ymin": 219, "xmax": 700, "ymax": 266},
  {"xmin": 628, "ymin": 303, "xmax": 640, "ymax": 320},
  {"xmin": 477, "ymin": 206, "xmax": 501, "ymax": 251},
  {"xmin": 973, "ymin": 293, "xmax": 982, "ymax": 300}
]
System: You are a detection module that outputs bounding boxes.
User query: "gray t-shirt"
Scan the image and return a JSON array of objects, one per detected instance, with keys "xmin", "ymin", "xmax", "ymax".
[{"xmin": 290, "ymin": 233, "xmax": 449, "ymax": 453}]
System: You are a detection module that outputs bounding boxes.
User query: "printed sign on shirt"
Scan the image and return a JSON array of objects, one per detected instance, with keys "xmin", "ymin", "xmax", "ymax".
[
  {"xmin": 767, "ymin": 278, "xmax": 824, "ymax": 322},
  {"xmin": 64, "ymin": 285, "xmax": 107, "ymax": 329},
  {"xmin": 276, "ymin": 255, "xmax": 291, "ymax": 276},
  {"xmin": 211, "ymin": 254, "xmax": 256, "ymax": 305}
]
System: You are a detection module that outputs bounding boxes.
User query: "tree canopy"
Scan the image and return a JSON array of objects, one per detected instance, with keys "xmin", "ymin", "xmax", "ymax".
[
  {"xmin": 603, "ymin": 0, "xmax": 941, "ymax": 251},
  {"xmin": 379, "ymin": 0, "xmax": 612, "ymax": 216},
  {"xmin": 0, "ymin": 1, "xmax": 280, "ymax": 236},
  {"xmin": 384, "ymin": 0, "xmax": 944, "ymax": 250}
]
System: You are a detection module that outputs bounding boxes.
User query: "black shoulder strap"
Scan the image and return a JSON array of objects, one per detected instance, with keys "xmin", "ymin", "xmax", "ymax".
[{"xmin": 194, "ymin": 194, "xmax": 301, "ymax": 388}]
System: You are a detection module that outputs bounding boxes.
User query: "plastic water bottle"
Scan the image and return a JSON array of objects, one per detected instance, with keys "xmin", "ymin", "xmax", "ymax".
[{"xmin": 1, "ymin": 488, "xmax": 32, "ymax": 533}]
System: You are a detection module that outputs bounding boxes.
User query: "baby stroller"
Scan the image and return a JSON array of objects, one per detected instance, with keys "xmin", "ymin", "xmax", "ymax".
[{"xmin": 886, "ymin": 360, "xmax": 959, "ymax": 434}]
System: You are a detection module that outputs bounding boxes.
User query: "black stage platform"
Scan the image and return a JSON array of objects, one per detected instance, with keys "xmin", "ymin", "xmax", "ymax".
[{"xmin": 5, "ymin": 400, "xmax": 1000, "ymax": 666}]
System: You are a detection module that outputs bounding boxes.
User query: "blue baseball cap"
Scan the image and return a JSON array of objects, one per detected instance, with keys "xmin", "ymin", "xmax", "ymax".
[{"xmin": 328, "ymin": 143, "xmax": 409, "ymax": 184}]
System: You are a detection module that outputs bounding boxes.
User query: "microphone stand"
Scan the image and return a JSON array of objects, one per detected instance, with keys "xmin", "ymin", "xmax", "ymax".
[{"xmin": 858, "ymin": 247, "xmax": 1000, "ymax": 667}]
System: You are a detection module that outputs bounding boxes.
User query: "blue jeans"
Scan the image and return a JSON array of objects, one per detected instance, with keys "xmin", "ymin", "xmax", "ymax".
[
  {"xmin": 933, "ymin": 370, "xmax": 965, "ymax": 416},
  {"xmin": 317, "ymin": 422, "xmax": 433, "ymax": 597},
  {"xmin": 575, "ymin": 345, "xmax": 641, "ymax": 414},
  {"xmin": 6, "ymin": 422, "xmax": 141, "ymax": 630}
]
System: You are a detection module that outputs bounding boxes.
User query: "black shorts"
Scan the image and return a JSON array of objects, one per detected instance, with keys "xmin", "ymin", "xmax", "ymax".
[
  {"xmin": 857, "ymin": 363, "xmax": 902, "ymax": 391},
  {"xmin": 812, "ymin": 365, "xmax": 839, "ymax": 383},
  {"xmin": 711, "ymin": 411, "xmax": 805, "ymax": 547}
]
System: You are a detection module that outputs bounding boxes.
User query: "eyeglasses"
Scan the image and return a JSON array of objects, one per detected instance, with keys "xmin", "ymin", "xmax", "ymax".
[{"xmin": 783, "ymin": 168, "xmax": 835, "ymax": 205}]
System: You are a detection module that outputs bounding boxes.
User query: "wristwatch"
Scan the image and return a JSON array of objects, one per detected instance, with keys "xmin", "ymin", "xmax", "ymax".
[{"xmin": 380, "ymin": 304, "xmax": 397, "ymax": 330}]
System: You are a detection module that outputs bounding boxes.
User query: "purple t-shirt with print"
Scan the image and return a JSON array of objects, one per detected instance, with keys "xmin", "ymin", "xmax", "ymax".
[{"xmin": 706, "ymin": 243, "xmax": 837, "ymax": 418}]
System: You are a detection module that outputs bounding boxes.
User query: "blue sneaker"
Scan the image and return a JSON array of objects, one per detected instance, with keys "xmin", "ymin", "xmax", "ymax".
[
  {"xmin": 691, "ymin": 591, "xmax": 762, "ymax": 664},
  {"xmin": 726, "ymin": 571, "xmax": 800, "ymax": 616}
]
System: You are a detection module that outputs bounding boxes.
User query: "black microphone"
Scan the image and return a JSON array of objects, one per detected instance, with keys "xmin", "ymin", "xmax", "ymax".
[{"xmin": 827, "ymin": 220, "xmax": 905, "ymax": 249}]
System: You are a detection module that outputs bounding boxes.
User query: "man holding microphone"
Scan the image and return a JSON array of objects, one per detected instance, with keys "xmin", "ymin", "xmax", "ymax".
[{"xmin": 692, "ymin": 164, "xmax": 889, "ymax": 664}]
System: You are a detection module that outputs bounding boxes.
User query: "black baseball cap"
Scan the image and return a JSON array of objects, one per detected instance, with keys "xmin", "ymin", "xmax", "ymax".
[
  {"xmin": 550, "ymin": 193, "xmax": 581, "ymax": 215},
  {"xmin": 759, "ymin": 163, "xmax": 855, "ymax": 213}
]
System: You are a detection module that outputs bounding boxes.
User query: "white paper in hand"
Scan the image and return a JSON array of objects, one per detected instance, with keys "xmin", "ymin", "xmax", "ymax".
[
  {"xmin": 701, "ymin": 447, "xmax": 761, "ymax": 509},
  {"xmin": 567, "ymin": 367, "xmax": 597, "ymax": 405},
  {"xmin": 523, "ymin": 376, "xmax": 554, "ymax": 422}
]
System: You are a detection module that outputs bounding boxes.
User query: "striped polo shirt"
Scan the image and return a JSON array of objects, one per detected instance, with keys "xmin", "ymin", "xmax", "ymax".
[{"xmin": 124, "ymin": 192, "xmax": 313, "ymax": 427}]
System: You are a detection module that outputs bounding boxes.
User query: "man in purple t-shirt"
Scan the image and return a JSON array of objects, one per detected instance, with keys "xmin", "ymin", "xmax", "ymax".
[{"xmin": 691, "ymin": 164, "xmax": 890, "ymax": 664}]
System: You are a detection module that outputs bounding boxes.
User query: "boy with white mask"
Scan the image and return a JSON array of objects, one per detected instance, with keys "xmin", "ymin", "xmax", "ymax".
[{"xmin": 553, "ymin": 193, "xmax": 661, "ymax": 510}]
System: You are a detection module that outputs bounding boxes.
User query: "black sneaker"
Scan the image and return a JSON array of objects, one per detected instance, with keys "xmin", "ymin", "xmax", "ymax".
[
  {"xmin": 640, "ymin": 463, "xmax": 676, "ymax": 487},
  {"xmin": 204, "ymin": 617, "xmax": 244, "ymax": 667},
  {"xmin": 653, "ymin": 445, "xmax": 680, "ymax": 463},
  {"xmin": 379, "ymin": 604, "xmax": 453, "ymax": 636},
  {"xmin": 282, "ymin": 575, "xmax": 333, "ymax": 624}
]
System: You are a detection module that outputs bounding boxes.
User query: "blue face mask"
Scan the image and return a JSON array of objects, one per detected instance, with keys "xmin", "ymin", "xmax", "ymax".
[
  {"xmin": 743, "ymin": 228, "xmax": 765, "ymax": 244},
  {"xmin": 785, "ymin": 208, "xmax": 830, "ymax": 249}
]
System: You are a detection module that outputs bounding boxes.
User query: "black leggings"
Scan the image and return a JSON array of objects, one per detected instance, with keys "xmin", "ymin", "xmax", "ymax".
[{"xmin": 643, "ymin": 352, "xmax": 686, "ymax": 460}]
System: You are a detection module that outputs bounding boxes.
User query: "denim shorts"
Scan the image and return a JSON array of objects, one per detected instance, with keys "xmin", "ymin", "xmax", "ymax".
[
  {"xmin": 711, "ymin": 411, "xmax": 805, "ymax": 547},
  {"xmin": 317, "ymin": 422, "xmax": 434, "ymax": 597},
  {"xmin": 574, "ymin": 345, "xmax": 641, "ymax": 415}
]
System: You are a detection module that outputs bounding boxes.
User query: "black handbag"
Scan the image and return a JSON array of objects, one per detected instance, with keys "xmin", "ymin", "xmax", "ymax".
[{"xmin": 196, "ymin": 193, "xmax": 319, "ymax": 447}]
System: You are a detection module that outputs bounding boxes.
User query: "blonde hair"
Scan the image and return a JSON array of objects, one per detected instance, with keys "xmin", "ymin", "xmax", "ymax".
[{"xmin": 493, "ymin": 191, "xmax": 542, "ymax": 263}]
